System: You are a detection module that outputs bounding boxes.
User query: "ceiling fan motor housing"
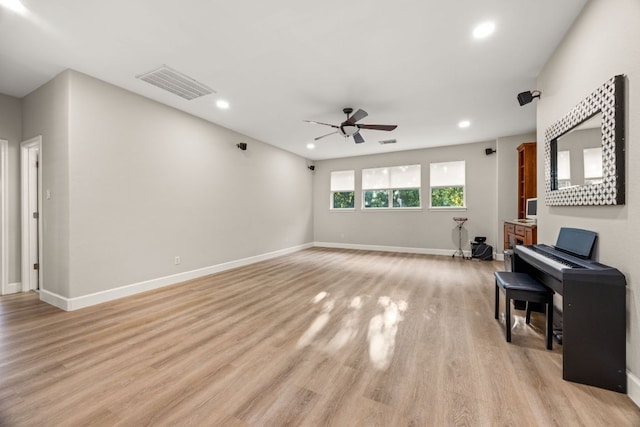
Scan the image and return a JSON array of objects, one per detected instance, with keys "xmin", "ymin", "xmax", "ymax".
[{"xmin": 339, "ymin": 124, "xmax": 359, "ymax": 137}]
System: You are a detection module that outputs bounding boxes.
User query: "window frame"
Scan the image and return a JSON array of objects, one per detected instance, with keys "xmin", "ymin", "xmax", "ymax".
[
  {"xmin": 361, "ymin": 165, "xmax": 422, "ymax": 210},
  {"xmin": 330, "ymin": 170, "xmax": 356, "ymax": 210},
  {"xmin": 429, "ymin": 161, "xmax": 466, "ymax": 209}
]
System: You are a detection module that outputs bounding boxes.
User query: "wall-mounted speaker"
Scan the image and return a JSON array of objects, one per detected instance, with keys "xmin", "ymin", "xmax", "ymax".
[{"xmin": 517, "ymin": 90, "xmax": 541, "ymax": 106}]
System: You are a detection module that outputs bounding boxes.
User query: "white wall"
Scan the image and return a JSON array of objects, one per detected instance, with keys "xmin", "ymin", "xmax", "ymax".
[
  {"xmin": 536, "ymin": 0, "xmax": 640, "ymax": 399},
  {"xmin": 21, "ymin": 70, "xmax": 313, "ymax": 302},
  {"xmin": 313, "ymin": 141, "xmax": 500, "ymax": 255},
  {"xmin": 0, "ymin": 94, "xmax": 22, "ymax": 287}
]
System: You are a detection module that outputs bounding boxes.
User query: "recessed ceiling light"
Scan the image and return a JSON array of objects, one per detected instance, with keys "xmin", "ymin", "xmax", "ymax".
[
  {"xmin": 458, "ymin": 120, "xmax": 471, "ymax": 128},
  {"xmin": 216, "ymin": 100, "xmax": 230, "ymax": 109},
  {"xmin": 473, "ymin": 22, "xmax": 495, "ymax": 39},
  {"xmin": 307, "ymin": 143, "xmax": 315, "ymax": 150},
  {"xmin": 0, "ymin": 0, "xmax": 28, "ymax": 15}
]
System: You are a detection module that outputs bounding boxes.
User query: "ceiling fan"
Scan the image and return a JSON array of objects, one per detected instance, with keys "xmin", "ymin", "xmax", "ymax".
[{"xmin": 304, "ymin": 107, "xmax": 397, "ymax": 144}]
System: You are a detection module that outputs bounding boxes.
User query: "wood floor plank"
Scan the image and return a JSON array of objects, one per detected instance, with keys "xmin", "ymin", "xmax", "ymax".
[{"xmin": 1, "ymin": 248, "xmax": 639, "ymax": 426}]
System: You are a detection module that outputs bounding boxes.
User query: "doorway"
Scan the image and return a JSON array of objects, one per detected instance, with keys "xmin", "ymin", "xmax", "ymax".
[
  {"xmin": 1, "ymin": 139, "xmax": 7, "ymax": 295},
  {"xmin": 21, "ymin": 136, "xmax": 42, "ymax": 292}
]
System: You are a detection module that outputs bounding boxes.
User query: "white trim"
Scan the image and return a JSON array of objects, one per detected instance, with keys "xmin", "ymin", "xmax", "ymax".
[
  {"xmin": 495, "ymin": 253, "xmax": 505, "ymax": 262},
  {"xmin": 39, "ymin": 243, "xmax": 313, "ymax": 311},
  {"xmin": 39, "ymin": 289, "xmax": 69, "ymax": 310},
  {"xmin": 628, "ymin": 371, "xmax": 640, "ymax": 408},
  {"xmin": 0, "ymin": 139, "xmax": 8, "ymax": 295},
  {"xmin": 20, "ymin": 136, "xmax": 43, "ymax": 293},
  {"xmin": 314, "ymin": 241, "xmax": 472, "ymax": 257},
  {"xmin": 4, "ymin": 282, "xmax": 22, "ymax": 294}
]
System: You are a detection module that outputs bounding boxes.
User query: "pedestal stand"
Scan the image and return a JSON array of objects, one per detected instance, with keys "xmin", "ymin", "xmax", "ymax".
[{"xmin": 452, "ymin": 217, "xmax": 468, "ymax": 259}]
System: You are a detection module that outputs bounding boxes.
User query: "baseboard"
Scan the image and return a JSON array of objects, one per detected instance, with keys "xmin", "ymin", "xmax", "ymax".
[
  {"xmin": 41, "ymin": 243, "xmax": 313, "ymax": 311},
  {"xmin": 3, "ymin": 282, "xmax": 22, "ymax": 295},
  {"xmin": 628, "ymin": 371, "xmax": 640, "ymax": 407},
  {"xmin": 313, "ymin": 241, "xmax": 472, "ymax": 258},
  {"xmin": 40, "ymin": 289, "xmax": 71, "ymax": 310}
]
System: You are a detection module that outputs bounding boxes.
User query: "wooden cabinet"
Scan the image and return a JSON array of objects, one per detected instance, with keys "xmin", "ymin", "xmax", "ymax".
[
  {"xmin": 504, "ymin": 221, "xmax": 537, "ymax": 249},
  {"xmin": 517, "ymin": 142, "xmax": 536, "ymax": 219}
]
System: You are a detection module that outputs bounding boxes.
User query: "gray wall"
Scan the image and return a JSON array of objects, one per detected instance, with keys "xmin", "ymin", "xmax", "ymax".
[
  {"xmin": 21, "ymin": 70, "xmax": 313, "ymax": 299},
  {"xmin": 0, "ymin": 93, "xmax": 22, "ymax": 285},
  {"xmin": 313, "ymin": 141, "xmax": 500, "ymax": 253},
  {"xmin": 22, "ymin": 71, "xmax": 72, "ymax": 297},
  {"xmin": 536, "ymin": 0, "xmax": 640, "ymax": 389}
]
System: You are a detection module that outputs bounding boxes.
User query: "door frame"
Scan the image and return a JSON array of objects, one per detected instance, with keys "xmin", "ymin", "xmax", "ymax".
[
  {"xmin": 21, "ymin": 136, "xmax": 43, "ymax": 292},
  {"xmin": 1, "ymin": 139, "xmax": 8, "ymax": 295}
]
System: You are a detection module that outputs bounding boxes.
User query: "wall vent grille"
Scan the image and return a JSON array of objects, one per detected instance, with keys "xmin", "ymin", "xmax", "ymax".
[
  {"xmin": 378, "ymin": 139, "xmax": 397, "ymax": 145},
  {"xmin": 136, "ymin": 65, "xmax": 215, "ymax": 100}
]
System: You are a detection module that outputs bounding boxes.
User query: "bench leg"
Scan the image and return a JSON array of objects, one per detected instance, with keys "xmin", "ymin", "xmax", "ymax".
[
  {"xmin": 525, "ymin": 302, "xmax": 532, "ymax": 324},
  {"xmin": 506, "ymin": 292, "xmax": 512, "ymax": 343},
  {"xmin": 495, "ymin": 281, "xmax": 499, "ymax": 320},
  {"xmin": 546, "ymin": 298, "xmax": 553, "ymax": 350}
]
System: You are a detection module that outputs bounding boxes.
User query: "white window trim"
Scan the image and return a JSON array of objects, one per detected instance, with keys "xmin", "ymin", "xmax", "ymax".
[
  {"xmin": 361, "ymin": 188, "xmax": 422, "ymax": 210},
  {"xmin": 330, "ymin": 170, "xmax": 355, "ymax": 210},
  {"xmin": 329, "ymin": 191, "xmax": 356, "ymax": 210},
  {"xmin": 429, "ymin": 160, "xmax": 466, "ymax": 208}
]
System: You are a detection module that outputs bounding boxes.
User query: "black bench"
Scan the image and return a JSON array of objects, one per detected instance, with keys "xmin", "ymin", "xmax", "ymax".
[{"xmin": 494, "ymin": 271, "xmax": 554, "ymax": 350}]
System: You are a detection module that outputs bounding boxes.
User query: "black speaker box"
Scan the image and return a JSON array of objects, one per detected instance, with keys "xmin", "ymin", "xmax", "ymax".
[{"xmin": 471, "ymin": 243, "xmax": 493, "ymax": 260}]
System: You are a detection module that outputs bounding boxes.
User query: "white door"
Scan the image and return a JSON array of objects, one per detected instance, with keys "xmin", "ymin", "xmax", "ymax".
[
  {"xmin": 27, "ymin": 148, "xmax": 39, "ymax": 290},
  {"xmin": 21, "ymin": 136, "xmax": 42, "ymax": 292}
]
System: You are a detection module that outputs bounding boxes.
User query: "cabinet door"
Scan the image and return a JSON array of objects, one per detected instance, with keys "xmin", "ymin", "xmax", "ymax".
[{"xmin": 524, "ymin": 228, "xmax": 534, "ymax": 245}]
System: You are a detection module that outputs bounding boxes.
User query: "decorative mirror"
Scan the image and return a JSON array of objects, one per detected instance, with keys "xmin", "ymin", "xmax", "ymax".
[{"xmin": 545, "ymin": 75, "xmax": 625, "ymax": 206}]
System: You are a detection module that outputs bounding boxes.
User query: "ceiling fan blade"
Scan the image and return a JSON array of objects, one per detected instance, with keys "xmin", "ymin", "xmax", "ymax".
[
  {"xmin": 315, "ymin": 131, "xmax": 339, "ymax": 141},
  {"xmin": 345, "ymin": 109, "xmax": 368, "ymax": 125},
  {"xmin": 357, "ymin": 124, "xmax": 398, "ymax": 131},
  {"xmin": 304, "ymin": 120, "xmax": 339, "ymax": 128},
  {"xmin": 353, "ymin": 132, "xmax": 365, "ymax": 144}
]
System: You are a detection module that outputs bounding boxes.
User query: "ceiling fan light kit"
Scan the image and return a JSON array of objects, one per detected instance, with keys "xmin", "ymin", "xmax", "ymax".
[{"xmin": 305, "ymin": 107, "xmax": 397, "ymax": 144}]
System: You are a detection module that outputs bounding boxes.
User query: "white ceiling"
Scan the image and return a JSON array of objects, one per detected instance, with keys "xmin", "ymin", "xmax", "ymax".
[{"xmin": 0, "ymin": 0, "xmax": 588, "ymax": 160}]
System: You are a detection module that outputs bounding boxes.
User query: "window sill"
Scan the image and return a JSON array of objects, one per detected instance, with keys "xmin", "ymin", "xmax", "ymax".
[
  {"xmin": 428, "ymin": 207, "xmax": 467, "ymax": 211},
  {"xmin": 361, "ymin": 207, "xmax": 423, "ymax": 212},
  {"xmin": 330, "ymin": 208, "xmax": 356, "ymax": 212}
]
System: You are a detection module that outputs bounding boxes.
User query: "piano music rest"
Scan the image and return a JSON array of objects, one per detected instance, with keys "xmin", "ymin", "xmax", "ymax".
[{"xmin": 494, "ymin": 272, "xmax": 554, "ymax": 350}]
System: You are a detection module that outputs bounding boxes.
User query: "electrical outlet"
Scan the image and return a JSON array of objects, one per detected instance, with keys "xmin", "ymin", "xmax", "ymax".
[{"xmin": 174, "ymin": 256, "xmax": 181, "ymax": 265}]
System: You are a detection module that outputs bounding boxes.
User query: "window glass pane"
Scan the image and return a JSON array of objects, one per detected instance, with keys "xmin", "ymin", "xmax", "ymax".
[
  {"xmin": 389, "ymin": 165, "xmax": 421, "ymax": 189},
  {"xmin": 583, "ymin": 147, "xmax": 603, "ymax": 180},
  {"xmin": 330, "ymin": 170, "xmax": 355, "ymax": 191},
  {"xmin": 430, "ymin": 161, "xmax": 465, "ymax": 187},
  {"xmin": 362, "ymin": 167, "xmax": 390, "ymax": 190},
  {"xmin": 557, "ymin": 150, "xmax": 571, "ymax": 181},
  {"xmin": 393, "ymin": 189, "xmax": 420, "ymax": 207},
  {"xmin": 431, "ymin": 186, "xmax": 464, "ymax": 207},
  {"xmin": 332, "ymin": 191, "xmax": 354, "ymax": 209},
  {"xmin": 364, "ymin": 190, "xmax": 389, "ymax": 208}
]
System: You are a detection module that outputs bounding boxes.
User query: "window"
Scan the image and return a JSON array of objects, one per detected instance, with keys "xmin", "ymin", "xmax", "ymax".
[
  {"xmin": 557, "ymin": 150, "xmax": 572, "ymax": 188},
  {"xmin": 583, "ymin": 147, "xmax": 603, "ymax": 185},
  {"xmin": 430, "ymin": 161, "xmax": 465, "ymax": 208},
  {"xmin": 330, "ymin": 170, "xmax": 355, "ymax": 209},
  {"xmin": 362, "ymin": 165, "xmax": 421, "ymax": 209}
]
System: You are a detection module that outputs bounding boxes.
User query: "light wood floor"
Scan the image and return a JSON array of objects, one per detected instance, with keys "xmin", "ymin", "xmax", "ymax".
[{"xmin": 1, "ymin": 248, "xmax": 639, "ymax": 426}]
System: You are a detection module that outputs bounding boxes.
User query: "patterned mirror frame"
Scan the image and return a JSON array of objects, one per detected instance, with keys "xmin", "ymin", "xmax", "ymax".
[{"xmin": 545, "ymin": 75, "xmax": 625, "ymax": 206}]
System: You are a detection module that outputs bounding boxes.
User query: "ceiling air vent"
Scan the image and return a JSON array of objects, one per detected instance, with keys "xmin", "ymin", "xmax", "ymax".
[
  {"xmin": 378, "ymin": 139, "xmax": 397, "ymax": 145},
  {"xmin": 136, "ymin": 65, "xmax": 215, "ymax": 100}
]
